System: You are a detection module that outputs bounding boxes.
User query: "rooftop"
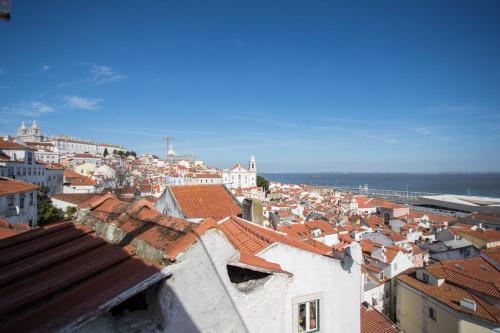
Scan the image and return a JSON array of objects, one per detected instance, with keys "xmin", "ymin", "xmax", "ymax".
[
  {"xmin": 168, "ymin": 185, "xmax": 242, "ymax": 219},
  {"xmin": 0, "ymin": 177, "xmax": 39, "ymax": 196},
  {"xmin": 0, "ymin": 221, "xmax": 167, "ymax": 332}
]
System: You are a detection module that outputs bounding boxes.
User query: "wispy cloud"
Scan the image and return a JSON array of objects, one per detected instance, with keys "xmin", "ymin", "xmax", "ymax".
[
  {"xmin": 426, "ymin": 105, "xmax": 476, "ymax": 115},
  {"xmin": 361, "ymin": 132, "xmax": 399, "ymax": 144},
  {"xmin": 65, "ymin": 95, "xmax": 101, "ymax": 110},
  {"xmin": 1, "ymin": 101, "xmax": 55, "ymax": 117},
  {"xmin": 40, "ymin": 65, "xmax": 50, "ymax": 73},
  {"xmin": 0, "ymin": 68, "xmax": 4, "ymax": 75},
  {"xmin": 90, "ymin": 65, "xmax": 126, "ymax": 84},
  {"xmin": 412, "ymin": 126, "xmax": 433, "ymax": 136},
  {"xmin": 55, "ymin": 63, "xmax": 126, "ymax": 88}
]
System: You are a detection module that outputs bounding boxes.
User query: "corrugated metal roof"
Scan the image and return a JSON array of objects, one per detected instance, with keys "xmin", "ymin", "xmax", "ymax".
[{"xmin": 0, "ymin": 221, "xmax": 167, "ymax": 333}]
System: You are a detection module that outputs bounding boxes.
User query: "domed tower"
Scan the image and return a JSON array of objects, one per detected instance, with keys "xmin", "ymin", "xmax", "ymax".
[
  {"xmin": 249, "ymin": 155, "xmax": 256, "ymax": 172},
  {"xmin": 31, "ymin": 120, "xmax": 40, "ymax": 135},
  {"xmin": 17, "ymin": 121, "xmax": 27, "ymax": 136}
]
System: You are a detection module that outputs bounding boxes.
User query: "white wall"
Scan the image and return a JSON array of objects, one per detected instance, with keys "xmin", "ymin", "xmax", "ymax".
[
  {"xmin": 259, "ymin": 243, "xmax": 361, "ymax": 333},
  {"xmin": 157, "ymin": 229, "xmax": 290, "ymax": 333}
]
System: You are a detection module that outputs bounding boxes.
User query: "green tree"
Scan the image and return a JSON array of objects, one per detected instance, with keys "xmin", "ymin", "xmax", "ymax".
[
  {"xmin": 37, "ymin": 187, "xmax": 64, "ymax": 226},
  {"xmin": 257, "ymin": 175, "xmax": 269, "ymax": 192},
  {"xmin": 103, "ymin": 148, "xmax": 109, "ymax": 157},
  {"xmin": 65, "ymin": 206, "xmax": 77, "ymax": 219}
]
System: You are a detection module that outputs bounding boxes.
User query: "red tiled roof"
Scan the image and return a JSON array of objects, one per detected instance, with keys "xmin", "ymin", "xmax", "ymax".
[
  {"xmin": 51, "ymin": 193, "xmax": 104, "ymax": 205},
  {"xmin": 459, "ymin": 229, "xmax": 500, "ymax": 243},
  {"xmin": 0, "ymin": 218, "xmax": 30, "ymax": 240},
  {"xmin": 361, "ymin": 303, "xmax": 400, "ymax": 333},
  {"xmin": 426, "ymin": 258, "xmax": 500, "ymax": 299},
  {"xmin": 169, "ymin": 185, "xmax": 242, "ymax": 219},
  {"xmin": 397, "ymin": 270, "xmax": 500, "ymax": 324},
  {"xmin": 481, "ymin": 247, "xmax": 500, "ymax": 266},
  {"xmin": 67, "ymin": 177, "xmax": 96, "ymax": 186},
  {"xmin": 0, "ymin": 141, "xmax": 28, "ymax": 150},
  {"xmin": 0, "ymin": 177, "xmax": 39, "ymax": 195},
  {"xmin": 0, "ymin": 221, "xmax": 165, "ymax": 332},
  {"xmin": 218, "ymin": 216, "xmax": 332, "ymax": 257},
  {"xmin": 278, "ymin": 223, "xmax": 310, "ymax": 239}
]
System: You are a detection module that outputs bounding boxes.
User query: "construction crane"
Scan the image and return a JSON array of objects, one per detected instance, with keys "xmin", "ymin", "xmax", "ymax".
[{"xmin": 161, "ymin": 136, "xmax": 182, "ymax": 162}]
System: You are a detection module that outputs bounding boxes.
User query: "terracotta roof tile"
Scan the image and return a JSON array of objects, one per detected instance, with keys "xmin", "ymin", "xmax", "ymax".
[
  {"xmin": 0, "ymin": 222, "xmax": 164, "ymax": 332},
  {"xmin": 397, "ymin": 270, "xmax": 500, "ymax": 324},
  {"xmin": 169, "ymin": 185, "xmax": 242, "ymax": 219},
  {"xmin": 0, "ymin": 177, "xmax": 39, "ymax": 195},
  {"xmin": 360, "ymin": 303, "xmax": 400, "ymax": 333}
]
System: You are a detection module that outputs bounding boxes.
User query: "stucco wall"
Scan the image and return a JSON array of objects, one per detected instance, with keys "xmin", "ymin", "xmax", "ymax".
[
  {"xmin": 157, "ymin": 229, "xmax": 290, "ymax": 333},
  {"xmin": 396, "ymin": 281, "xmax": 493, "ymax": 333},
  {"xmin": 259, "ymin": 243, "xmax": 362, "ymax": 333}
]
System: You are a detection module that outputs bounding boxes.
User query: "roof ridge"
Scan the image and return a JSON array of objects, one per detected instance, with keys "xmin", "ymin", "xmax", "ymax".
[
  {"xmin": 442, "ymin": 267, "xmax": 500, "ymax": 295},
  {"xmin": 232, "ymin": 217, "xmax": 274, "ymax": 246}
]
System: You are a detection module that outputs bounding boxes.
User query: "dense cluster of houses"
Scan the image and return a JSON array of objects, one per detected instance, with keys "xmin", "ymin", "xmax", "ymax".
[{"xmin": 0, "ymin": 121, "xmax": 499, "ymax": 332}]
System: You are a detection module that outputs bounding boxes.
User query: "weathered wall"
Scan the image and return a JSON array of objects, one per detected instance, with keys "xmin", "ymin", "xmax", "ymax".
[
  {"xmin": 156, "ymin": 229, "xmax": 290, "ymax": 333},
  {"xmin": 259, "ymin": 243, "xmax": 361, "ymax": 333}
]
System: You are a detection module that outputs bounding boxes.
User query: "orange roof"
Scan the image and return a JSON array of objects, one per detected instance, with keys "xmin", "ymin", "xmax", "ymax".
[
  {"xmin": 360, "ymin": 303, "xmax": 400, "ymax": 333},
  {"xmin": 218, "ymin": 216, "xmax": 332, "ymax": 257},
  {"xmin": 81, "ymin": 194, "xmax": 207, "ymax": 261},
  {"xmin": 0, "ymin": 218, "xmax": 30, "ymax": 240},
  {"xmin": 278, "ymin": 224, "xmax": 310, "ymax": 239},
  {"xmin": 459, "ymin": 229, "xmax": 500, "ymax": 243},
  {"xmin": 304, "ymin": 220, "xmax": 337, "ymax": 235},
  {"xmin": 481, "ymin": 247, "xmax": 500, "ymax": 265},
  {"xmin": 169, "ymin": 185, "xmax": 242, "ymax": 219},
  {"xmin": 0, "ymin": 141, "xmax": 28, "ymax": 150},
  {"xmin": 426, "ymin": 258, "xmax": 500, "ymax": 299},
  {"xmin": 51, "ymin": 193, "xmax": 104, "ymax": 205},
  {"xmin": 397, "ymin": 270, "xmax": 500, "ymax": 324},
  {"xmin": 0, "ymin": 177, "xmax": 39, "ymax": 195}
]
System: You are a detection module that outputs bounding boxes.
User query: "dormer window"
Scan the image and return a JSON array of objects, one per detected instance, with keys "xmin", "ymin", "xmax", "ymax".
[{"xmin": 422, "ymin": 272, "xmax": 429, "ymax": 283}]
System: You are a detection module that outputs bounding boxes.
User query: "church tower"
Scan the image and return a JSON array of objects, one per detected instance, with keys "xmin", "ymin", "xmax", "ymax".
[
  {"xmin": 249, "ymin": 155, "xmax": 256, "ymax": 172},
  {"xmin": 17, "ymin": 121, "xmax": 27, "ymax": 137}
]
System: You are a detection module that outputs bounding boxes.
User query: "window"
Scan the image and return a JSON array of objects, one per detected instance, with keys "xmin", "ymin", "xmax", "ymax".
[
  {"xmin": 423, "ymin": 272, "xmax": 429, "ymax": 283},
  {"xmin": 29, "ymin": 192, "xmax": 34, "ymax": 205},
  {"xmin": 429, "ymin": 306, "xmax": 436, "ymax": 321},
  {"xmin": 298, "ymin": 299, "xmax": 319, "ymax": 332},
  {"xmin": 20, "ymin": 194, "xmax": 25, "ymax": 209},
  {"xmin": 8, "ymin": 196, "xmax": 15, "ymax": 208}
]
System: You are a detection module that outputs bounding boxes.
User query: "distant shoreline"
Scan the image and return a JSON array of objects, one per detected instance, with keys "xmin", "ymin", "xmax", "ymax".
[
  {"xmin": 260, "ymin": 171, "xmax": 500, "ymax": 175},
  {"xmin": 259, "ymin": 172, "xmax": 500, "ymax": 198}
]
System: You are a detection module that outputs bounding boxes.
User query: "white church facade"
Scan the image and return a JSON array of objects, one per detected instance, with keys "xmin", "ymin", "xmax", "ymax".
[
  {"xmin": 222, "ymin": 156, "xmax": 257, "ymax": 189},
  {"xmin": 16, "ymin": 121, "xmax": 126, "ymax": 156}
]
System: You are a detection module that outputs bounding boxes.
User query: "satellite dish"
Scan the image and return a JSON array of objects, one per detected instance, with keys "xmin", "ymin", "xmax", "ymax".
[{"xmin": 345, "ymin": 242, "xmax": 363, "ymax": 265}]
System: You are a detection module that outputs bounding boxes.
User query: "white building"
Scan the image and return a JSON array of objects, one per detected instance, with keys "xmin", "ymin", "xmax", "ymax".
[
  {"xmin": 0, "ymin": 140, "xmax": 48, "ymax": 187},
  {"xmin": 76, "ymin": 197, "xmax": 362, "ymax": 333},
  {"xmin": 0, "ymin": 177, "xmax": 39, "ymax": 227},
  {"xmin": 222, "ymin": 156, "xmax": 257, "ymax": 189},
  {"xmin": 16, "ymin": 121, "xmax": 126, "ymax": 156}
]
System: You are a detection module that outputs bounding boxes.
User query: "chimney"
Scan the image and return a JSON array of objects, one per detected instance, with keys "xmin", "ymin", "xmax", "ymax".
[
  {"xmin": 460, "ymin": 298, "xmax": 476, "ymax": 312},
  {"xmin": 242, "ymin": 198, "xmax": 264, "ymax": 226}
]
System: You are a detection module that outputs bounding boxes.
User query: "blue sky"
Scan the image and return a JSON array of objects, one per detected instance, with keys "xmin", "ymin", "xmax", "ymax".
[{"xmin": 1, "ymin": 1, "xmax": 500, "ymax": 172}]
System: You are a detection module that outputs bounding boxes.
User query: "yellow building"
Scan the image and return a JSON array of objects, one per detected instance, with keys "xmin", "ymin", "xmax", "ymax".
[
  {"xmin": 73, "ymin": 162, "xmax": 97, "ymax": 178},
  {"xmin": 458, "ymin": 228, "xmax": 500, "ymax": 249},
  {"xmin": 395, "ymin": 259, "xmax": 499, "ymax": 333}
]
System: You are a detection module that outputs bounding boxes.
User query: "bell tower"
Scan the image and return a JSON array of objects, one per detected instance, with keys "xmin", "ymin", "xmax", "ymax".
[{"xmin": 249, "ymin": 155, "xmax": 256, "ymax": 172}]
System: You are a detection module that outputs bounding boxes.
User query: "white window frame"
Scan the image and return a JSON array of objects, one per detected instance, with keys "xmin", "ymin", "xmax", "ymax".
[{"xmin": 293, "ymin": 293, "xmax": 322, "ymax": 333}]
